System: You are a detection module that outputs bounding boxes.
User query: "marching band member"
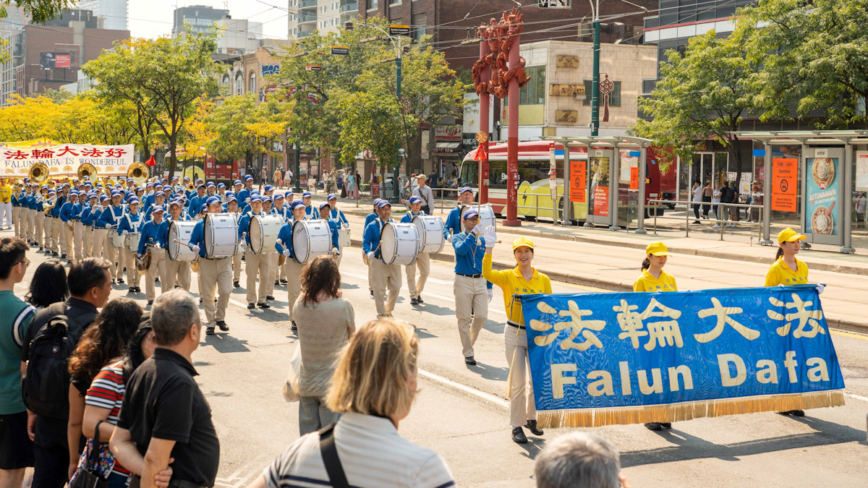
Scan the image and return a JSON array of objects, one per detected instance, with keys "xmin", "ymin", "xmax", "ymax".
[
  {"xmin": 318, "ymin": 202, "xmax": 340, "ymax": 258},
  {"xmin": 224, "ymin": 195, "xmax": 243, "ymax": 288},
  {"xmin": 633, "ymin": 241, "xmax": 677, "ymax": 430},
  {"xmin": 59, "ymin": 189, "xmax": 78, "ymax": 262},
  {"xmin": 364, "ymin": 200, "xmax": 401, "ymax": 318},
  {"xmin": 118, "ymin": 197, "xmax": 145, "ymax": 293},
  {"xmin": 364, "ymin": 199, "xmax": 382, "ymax": 297},
  {"xmin": 216, "ymin": 182, "xmax": 227, "ymax": 201},
  {"xmin": 91, "ymin": 195, "xmax": 110, "ymax": 260},
  {"xmin": 24, "ymin": 184, "xmax": 36, "ymax": 248},
  {"xmin": 71, "ymin": 191, "xmax": 88, "ymax": 263},
  {"xmin": 188, "ymin": 183, "xmax": 207, "ymax": 216},
  {"xmin": 232, "ymin": 179, "xmax": 243, "ymax": 199},
  {"xmin": 205, "ymin": 181, "xmax": 218, "ymax": 201},
  {"xmin": 81, "ymin": 193, "xmax": 98, "ymax": 258},
  {"xmin": 238, "ymin": 195, "xmax": 271, "ymax": 310},
  {"xmin": 400, "ymin": 196, "xmax": 447, "ymax": 306},
  {"xmin": 32, "ymin": 186, "xmax": 46, "ymax": 251},
  {"xmin": 446, "ymin": 188, "xmax": 495, "ymax": 304},
  {"xmin": 98, "ymin": 191, "xmax": 127, "ymax": 283},
  {"xmin": 261, "ymin": 196, "xmax": 277, "ymax": 301},
  {"xmin": 275, "ymin": 200, "xmax": 307, "ymax": 331},
  {"xmin": 138, "ymin": 205, "xmax": 168, "ymax": 305},
  {"xmin": 189, "ymin": 197, "xmax": 233, "ymax": 335},
  {"xmin": 238, "ymin": 175, "xmax": 254, "ymax": 204},
  {"xmin": 271, "ymin": 193, "xmax": 290, "ymax": 286},
  {"xmin": 451, "ymin": 209, "xmax": 489, "ymax": 365},
  {"xmin": 326, "ymin": 194, "xmax": 348, "ymax": 267},
  {"xmin": 483, "ymin": 233, "xmax": 549, "ymax": 444},
  {"xmin": 302, "ymin": 192, "xmax": 315, "ymax": 219},
  {"xmin": 163, "ymin": 199, "xmax": 192, "ymax": 292},
  {"xmin": 144, "ymin": 191, "xmax": 167, "ymax": 221}
]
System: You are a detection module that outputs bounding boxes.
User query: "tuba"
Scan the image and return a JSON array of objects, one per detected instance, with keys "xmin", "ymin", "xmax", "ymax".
[
  {"xmin": 136, "ymin": 248, "xmax": 152, "ymax": 275},
  {"xmin": 28, "ymin": 162, "xmax": 50, "ymax": 185},
  {"xmin": 127, "ymin": 162, "xmax": 150, "ymax": 187},
  {"xmin": 78, "ymin": 163, "xmax": 97, "ymax": 182}
]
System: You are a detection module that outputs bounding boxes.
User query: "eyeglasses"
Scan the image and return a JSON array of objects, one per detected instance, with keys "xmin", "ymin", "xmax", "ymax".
[{"xmin": 17, "ymin": 258, "xmax": 30, "ymax": 267}]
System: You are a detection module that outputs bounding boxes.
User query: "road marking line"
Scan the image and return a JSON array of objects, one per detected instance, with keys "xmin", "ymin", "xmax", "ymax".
[
  {"xmin": 831, "ymin": 330, "xmax": 868, "ymax": 341},
  {"xmin": 418, "ymin": 369, "xmax": 509, "ymax": 408},
  {"xmin": 846, "ymin": 393, "xmax": 868, "ymax": 403}
]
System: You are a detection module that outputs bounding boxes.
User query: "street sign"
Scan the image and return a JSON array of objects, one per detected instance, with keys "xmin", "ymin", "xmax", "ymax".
[
  {"xmin": 305, "ymin": 65, "xmax": 322, "ymax": 71},
  {"xmin": 331, "ymin": 46, "xmax": 349, "ymax": 55},
  {"xmin": 538, "ymin": 0, "xmax": 570, "ymax": 8},
  {"xmin": 389, "ymin": 25, "xmax": 410, "ymax": 37}
]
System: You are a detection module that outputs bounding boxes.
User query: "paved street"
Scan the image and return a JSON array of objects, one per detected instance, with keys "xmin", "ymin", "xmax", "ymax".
[{"xmin": 9, "ymin": 226, "xmax": 868, "ymax": 487}]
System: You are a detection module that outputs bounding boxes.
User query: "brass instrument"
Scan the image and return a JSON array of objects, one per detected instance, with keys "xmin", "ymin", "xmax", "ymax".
[
  {"xmin": 187, "ymin": 181, "xmax": 196, "ymax": 191},
  {"xmin": 78, "ymin": 163, "xmax": 97, "ymax": 182},
  {"xmin": 28, "ymin": 162, "xmax": 50, "ymax": 185},
  {"xmin": 43, "ymin": 196, "xmax": 56, "ymax": 215},
  {"xmin": 127, "ymin": 162, "xmax": 149, "ymax": 187},
  {"xmin": 136, "ymin": 248, "xmax": 152, "ymax": 275}
]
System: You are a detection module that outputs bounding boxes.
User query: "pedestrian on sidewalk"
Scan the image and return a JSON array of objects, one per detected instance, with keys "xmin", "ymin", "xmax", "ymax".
[
  {"xmin": 749, "ymin": 181, "xmax": 763, "ymax": 223},
  {"xmin": 702, "ymin": 181, "xmax": 713, "ymax": 219},
  {"xmin": 712, "ymin": 183, "xmax": 722, "ymax": 226},
  {"xmin": 633, "ymin": 241, "xmax": 677, "ymax": 431},
  {"xmin": 412, "ymin": 175, "xmax": 435, "ymax": 215},
  {"xmin": 363, "ymin": 199, "xmax": 382, "ymax": 298},
  {"xmin": 691, "ymin": 182, "xmax": 702, "ymax": 224},
  {"xmin": 293, "ymin": 256, "xmax": 355, "ymax": 435},
  {"xmin": 482, "ymin": 233, "xmax": 551, "ymax": 444},
  {"xmin": 246, "ymin": 318, "xmax": 455, "ymax": 488},
  {"xmin": 25, "ymin": 260, "xmax": 68, "ymax": 310}
]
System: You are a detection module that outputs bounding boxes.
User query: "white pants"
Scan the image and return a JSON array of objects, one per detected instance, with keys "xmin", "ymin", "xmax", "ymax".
[
  {"xmin": 199, "ymin": 256, "xmax": 232, "ymax": 327},
  {"xmin": 92, "ymin": 228, "xmax": 108, "ymax": 260},
  {"xmin": 123, "ymin": 248, "xmax": 142, "ymax": 288},
  {"xmin": 23, "ymin": 209, "xmax": 33, "ymax": 242},
  {"xmin": 405, "ymin": 252, "xmax": 430, "ymax": 298},
  {"xmin": 0, "ymin": 202, "xmax": 11, "ymax": 228},
  {"xmin": 61, "ymin": 220, "xmax": 74, "ymax": 257},
  {"xmin": 245, "ymin": 250, "xmax": 269, "ymax": 304},
  {"xmin": 33, "ymin": 213, "xmax": 44, "ymax": 247},
  {"xmin": 285, "ymin": 259, "xmax": 304, "ymax": 321},
  {"xmin": 12, "ymin": 206, "xmax": 21, "ymax": 235},
  {"xmin": 83, "ymin": 227, "xmax": 94, "ymax": 258},
  {"xmin": 73, "ymin": 222, "xmax": 85, "ymax": 263},
  {"xmin": 104, "ymin": 233, "xmax": 120, "ymax": 279},
  {"xmin": 371, "ymin": 259, "xmax": 401, "ymax": 317},
  {"xmin": 266, "ymin": 253, "xmax": 279, "ymax": 296},
  {"xmin": 505, "ymin": 326, "xmax": 536, "ymax": 428},
  {"xmin": 164, "ymin": 259, "xmax": 191, "ymax": 291},
  {"xmin": 232, "ymin": 253, "xmax": 243, "ymax": 282},
  {"xmin": 453, "ymin": 275, "xmax": 488, "ymax": 358},
  {"xmin": 145, "ymin": 248, "xmax": 168, "ymax": 300}
]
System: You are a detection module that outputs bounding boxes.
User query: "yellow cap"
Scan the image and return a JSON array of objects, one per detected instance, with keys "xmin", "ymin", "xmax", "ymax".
[
  {"xmin": 512, "ymin": 236, "xmax": 534, "ymax": 251},
  {"xmin": 645, "ymin": 241, "xmax": 672, "ymax": 257},
  {"xmin": 778, "ymin": 227, "xmax": 806, "ymax": 243}
]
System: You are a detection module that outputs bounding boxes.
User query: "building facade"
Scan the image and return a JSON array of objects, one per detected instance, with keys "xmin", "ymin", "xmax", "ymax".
[
  {"xmin": 78, "ymin": 0, "xmax": 129, "ymax": 31},
  {"xmin": 172, "ymin": 5, "xmax": 230, "ymax": 36}
]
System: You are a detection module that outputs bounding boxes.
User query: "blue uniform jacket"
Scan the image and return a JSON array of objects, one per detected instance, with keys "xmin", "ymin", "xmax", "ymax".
[
  {"xmin": 237, "ymin": 189, "xmax": 252, "ymax": 204},
  {"xmin": 452, "ymin": 231, "xmax": 487, "ymax": 276},
  {"xmin": 70, "ymin": 202, "xmax": 84, "ymax": 222},
  {"xmin": 329, "ymin": 208, "xmax": 350, "ymax": 228},
  {"xmin": 98, "ymin": 205, "xmax": 125, "ymax": 229},
  {"xmin": 117, "ymin": 212, "xmax": 144, "ymax": 236},
  {"xmin": 188, "ymin": 220, "xmax": 209, "ymax": 258},
  {"xmin": 445, "ymin": 205, "xmax": 464, "ymax": 236},
  {"xmin": 237, "ymin": 211, "xmax": 262, "ymax": 244},
  {"xmin": 50, "ymin": 195, "xmax": 66, "ymax": 218},
  {"xmin": 274, "ymin": 218, "xmax": 302, "ymax": 257},
  {"xmin": 363, "ymin": 218, "xmax": 392, "ymax": 258},
  {"xmin": 59, "ymin": 201, "xmax": 75, "ymax": 223},
  {"xmin": 138, "ymin": 219, "xmax": 168, "ymax": 255}
]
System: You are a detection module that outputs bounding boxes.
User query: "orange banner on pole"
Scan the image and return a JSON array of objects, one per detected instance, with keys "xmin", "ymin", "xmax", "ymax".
[
  {"xmin": 772, "ymin": 158, "xmax": 798, "ymax": 212},
  {"xmin": 629, "ymin": 167, "xmax": 639, "ymax": 190},
  {"xmin": 570, "ymin": 160, "xmax": 586, "ymax": 203}
]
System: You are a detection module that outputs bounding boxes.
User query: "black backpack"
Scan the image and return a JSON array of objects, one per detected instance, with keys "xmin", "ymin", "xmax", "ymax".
[{"xmin": 22, "ymin": 315, "xmax": 82, "ymax": 418}]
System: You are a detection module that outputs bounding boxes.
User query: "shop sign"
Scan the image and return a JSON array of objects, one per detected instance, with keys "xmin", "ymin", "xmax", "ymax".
[
  {"xmin": 435, "ymin": 125, "xmax": 462, "ymax": 141},
  {"xmin": 771, "ymin": 158, "xmax": 798, "ymax": 212}
]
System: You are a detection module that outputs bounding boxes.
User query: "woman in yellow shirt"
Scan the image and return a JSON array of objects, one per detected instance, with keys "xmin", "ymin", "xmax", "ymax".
[
  {"xmin": 634, "ymin": 241, "xmax": 676, "ymax": 431},
  {"xmin": 482, "ymin": 228, "xmax": 552, "ymax": 445},
  {"xmin": 764, "ymin": 228, "xmax": 809, "ymax": 287}
]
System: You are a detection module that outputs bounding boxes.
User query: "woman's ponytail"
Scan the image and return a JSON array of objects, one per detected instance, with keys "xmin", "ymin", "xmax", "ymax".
[
  {"xmin": 641, "ymin": 257, "xmax": 651, "ymax": 270},
  {"xmin": 774, "ymin": 246, "xmax": 784, "ymax": 261}
]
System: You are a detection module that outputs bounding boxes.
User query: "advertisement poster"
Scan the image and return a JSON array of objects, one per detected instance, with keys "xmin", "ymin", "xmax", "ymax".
[
  {"xmin": 593, "ymin": 186, "xmax": 609, "ymax": 217},
  {"xmin": 771, "ymin": 158, "xmax": 798, "ymax": 212},
  {"xmin": 630, "ymin": 167, "xmax": 639, "ymax": 190},
  {"xmin": 570, "ymin": 160, "xmax": 586, "ymax": 203},
  {"xmin": 805, "ymin": 157, "xmax": 838, "ymax": 236},
  {"xmin": 619, "ymin": 150, "xmax": 638, "ymax": 184},
  {"xmin": 857, "ymin": 151, "xmax": 868, "ymax": 191}
]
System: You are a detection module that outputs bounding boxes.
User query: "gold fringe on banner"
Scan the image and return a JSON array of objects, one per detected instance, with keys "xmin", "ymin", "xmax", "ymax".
[{"xmin": 536, "ymin": 390, "xmax": 846, "ymax": 429}]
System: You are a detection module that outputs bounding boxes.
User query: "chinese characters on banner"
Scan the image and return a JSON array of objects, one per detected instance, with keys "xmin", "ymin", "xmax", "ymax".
[
  {"xmin": 1, "ymin": 143, "xmax": 135, "ymax": 177},
  {"xmin": 630, "ymin": 167, "xmax": 640, "ymax": 190},
  {"xmin": 520, "ymin": 286, "xmax": 845, "ymax": 428},
  {"xmin": 569, "ymin": 160, "xmax": 586, "ymax": 203},
  {"xmin": 593, "ymin": 186, "xmax": 609, "ymax": 217},
  {"xmin": 771, "ymin": 158, "xmax": 798, "ymax": 212}
]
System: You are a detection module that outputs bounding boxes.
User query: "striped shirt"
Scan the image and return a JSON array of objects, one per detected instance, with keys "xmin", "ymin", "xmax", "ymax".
[
  {"xmin": 85, "ymin": 361, "xmax": 130, "ymax": 476},
  {"xmin": 264, "ymin": 412, "xmax": 455, "ymax": 488}
]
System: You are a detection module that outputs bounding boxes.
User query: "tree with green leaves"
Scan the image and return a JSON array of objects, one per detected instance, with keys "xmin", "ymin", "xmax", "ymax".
[
  {"xmin": 737, "ymin": 0, "xmax": 868, "ymax": 128},
  {"xmin": 634, "ymin": 29, "xmax": 762, "ymax": 191},
  {"xmin": 83, "ymin": 27, "xmax": 221, "ymax": 180},
  {"xmin": 336, "ymin": 89, "xmax": 403, "ymax": 168},
  {"xmin": 40, "ymin": 89, "xmax": 73, "ymax": 104},
  {"xmin": 0, "ymin": 1, "xmax": 75, "ymax": 63},
  {"xmin": 205, "ymin": 94, "xmax": 289, "ymax": 176}
]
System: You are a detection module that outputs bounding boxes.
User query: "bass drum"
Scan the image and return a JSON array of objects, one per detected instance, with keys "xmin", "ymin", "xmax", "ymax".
[
  {"xmin": 249, "ymin": 214, "xmax": 283, "ymax": 254},
  {"xmin": 380, "ymin": 222, "xmax": 419, "ymax": 266},
  {"xmin": 124, "ymin": 232, "xmax": 141, "ymax": 252},
  {"xmin": 167, "ymin": 221, "xmax": 198, "ymax": 262},
  {"xmin": 292, "ymin": 219, "xmax": 332, "ymax": 264},
  {"xmin": 338, "ymin": 227, "xmax": 351, "ymax": 249},
  {"xmin": 460, "ymin": 204, "xmax": 497, "ymax": 234},
  {"xmin": 204, "ymin": 213, "xmax": 239, "ymax": 258},
  {"xmin": 412, "ymin": 215, "xmax": 445, "ymax": 254}
]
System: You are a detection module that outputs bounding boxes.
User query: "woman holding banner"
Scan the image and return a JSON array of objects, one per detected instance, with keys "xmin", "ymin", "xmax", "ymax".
[
  {"xmin": 634, "ymin": 241, "xmax": 677, "ymax": 430},
  {"xmin": 482, "ymin": 230, "xmax": 552, "ymax": 445}
]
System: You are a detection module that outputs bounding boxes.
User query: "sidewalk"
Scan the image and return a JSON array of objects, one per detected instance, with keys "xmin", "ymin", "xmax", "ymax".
[{"xmin": 323, "ymin": 194, "xmax": 868, "ymax": 332}]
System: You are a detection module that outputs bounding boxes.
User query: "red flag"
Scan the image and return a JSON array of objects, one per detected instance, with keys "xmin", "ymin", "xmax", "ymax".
[
  {"xmin": 472, "ymin": 144, "xmax": 487, "ymax": 162},
  {"xmin": 145, "ymin": 155, "xmax": 156, "ymax": 167}
]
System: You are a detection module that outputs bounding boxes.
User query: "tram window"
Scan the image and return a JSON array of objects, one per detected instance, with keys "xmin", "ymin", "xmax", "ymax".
[{"xmin": 461, "ymin": 160, "xmax": 565, "ymax": 190}]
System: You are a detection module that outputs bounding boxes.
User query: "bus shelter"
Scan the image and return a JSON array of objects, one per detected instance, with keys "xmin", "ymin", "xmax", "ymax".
[
  {"xmin": 542, "ymin": 136, "xmax": 654, "ymax": 232},
  {"xmin": 735, "ymin": 131, "xmax": 868, "ymax": 253}
]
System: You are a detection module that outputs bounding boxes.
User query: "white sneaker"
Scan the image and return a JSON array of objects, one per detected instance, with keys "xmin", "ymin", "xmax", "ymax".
[{"xmin": 713, "ymin": 224, "xmax": 720, "ymax": 229}]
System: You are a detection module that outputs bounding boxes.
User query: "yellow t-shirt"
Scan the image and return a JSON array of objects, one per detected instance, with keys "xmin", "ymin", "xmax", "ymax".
[
  {"xmin": 633, "ymin": 269, "xmax": 678, "ymax": 292},
  {"xmin": 0, "ymin": 185, "xmax": 11, "ymax": 203},
  {"xmin": 764, "ymin": 257, "xmax": 809, "ymax": 287},
  {"xmin": 482, "ymin": 253, "xmax": 552, "ymax": 325}
]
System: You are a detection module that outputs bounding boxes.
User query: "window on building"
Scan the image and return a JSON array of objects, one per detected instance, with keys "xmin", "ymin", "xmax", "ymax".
[
  {"xmin": 411, "ymin": 13, "xmax": 426, "ymax": 40},
  {"xmin": 503, "ymin": 65, "xmax": 546, "ymax": 107},
  {"xmin": 249, "ymin": 72, "xmax": 256, "ymax": 93},
  {"xmin": 582, "ymin": 80, "xmax": 621, "ymax": 107},
  {"xmin": 369, "ymin": 0, "xmax": 378, "ymax": 8},
  {"xmin": 390, "ymin": 0, "xmax": 400, "ymax": 4},
  {"xmin": 235, "ymin": 72, "xmax": 243, "ymax": 94}
]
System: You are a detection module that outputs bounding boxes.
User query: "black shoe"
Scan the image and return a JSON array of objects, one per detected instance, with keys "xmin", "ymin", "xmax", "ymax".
[
  {"xmin": 280, "ymin": 279, "xmax": 287, "ymax": 285},
  {"xmin": 200, "ymin": 297, "xmax": 203, "ymax": 304},
  {"xmin": 526, "ymin": 420, "xmax": 544, "ymax": 436},
  {"xmin": 266, "ymin": 295, "xmax": 275, "ymax": 301},
  {"xmin": 779, "ymin": 410, "xmax": 805, "ymax": 417},
  {"xmin": 206, "ymin": 327, "xmax": 215, "ymax": 335},
  {"xmin": 147, "ymin": 300, "xmax": 153, "ymax": 306},
  {"xmin": 258, "ymin": 302, "xmax": 270, "ymax": 309},
  {"xmin": 370, "ymin": 289, "xmax": 374, "ymax": 297},
  {"xmin": 512, "ymin": 427, "xmax": 528, "ymax": 444},
  {"xmin": 217, "ymin": 321, "xmax": 229, "ymax": 331},
  {"xmin": 247, "ymin": 303, "xmax": 255, "ymax": 309},
  {"xmin": 233, "ymin": 281, "xmax": 240, "ymax": 288},
  {"xmin": 645, "ymin": 422, "xmax": 663, "ymax": 431},
  {"xmin": 117, "ymin": 278, "xmax": 124, "ymax": 284},
  {"xmin": 411, "ymin": 297, "xmax": 419, "ymax": 305},
  {"xmin": 465, "ymin": 356, "xmax": 477, "ymax": 366},
  {"xmin": 661, "ymin": 422, "xmax": 672, "ymax": 428},
  {"xmin": 155, "ymin": 277, "xmax": 160, "ymax": 283},
  {"xmin": 112, "ymin": 279, "xmax": 116, "ymax": 284},
  {"xmin": 274, "ymin": 280, "xmax": 279, "ymax": 286},
  {"xmin": 60, "ymin": 254, "xmax": 66, "ymax": 259},
  {"xmin": 291, "ymin": 321, "xmax": 297, "ymax": 331},
  {"xmin": 38, "ymin": 247, "xmax": 43, "ymax": 251},
  {"xmin": 416, "ymin": 295, "xmax": 424, "ymax": 303}
]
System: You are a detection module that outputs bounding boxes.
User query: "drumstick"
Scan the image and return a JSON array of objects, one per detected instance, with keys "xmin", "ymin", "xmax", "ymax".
[{"xmin": 173, "ymin": 239, "xmax": 197, "ymax": 250}]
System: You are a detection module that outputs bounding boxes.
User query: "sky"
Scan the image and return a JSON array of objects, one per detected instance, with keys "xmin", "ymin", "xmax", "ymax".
[{"xmin": 127, "ymin": 0, "xmax": 291, "ymax": 40}]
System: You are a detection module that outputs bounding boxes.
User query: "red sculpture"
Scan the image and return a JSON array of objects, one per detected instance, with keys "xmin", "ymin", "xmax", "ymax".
[{"xmin": 471, "ymin": 8, "xmax": 530, "ymax": 99}]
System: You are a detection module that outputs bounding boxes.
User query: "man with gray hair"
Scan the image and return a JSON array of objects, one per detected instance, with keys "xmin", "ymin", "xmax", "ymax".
[
  {"xmin": 110, "ymin": 289, "xmax": 221, "ymax": 488},
  {"xmin": 535, "ymin": 432, "xmax": 632, "ymax": 488}
]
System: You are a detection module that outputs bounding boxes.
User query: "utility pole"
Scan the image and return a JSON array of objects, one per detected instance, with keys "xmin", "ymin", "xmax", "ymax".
[
  {"xmin": 391, "ymin": 54, "xmax": 402, "ymax": 204},
  {"xmin": 591, "ymin": 0, "xmax": 601, "ymax": 137},
  {"xmin": 293, "ymin": 143, "xmax": 301, "ymax": 193}
]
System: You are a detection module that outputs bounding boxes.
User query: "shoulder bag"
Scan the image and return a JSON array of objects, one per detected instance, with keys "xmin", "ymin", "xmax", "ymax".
[{"xmin": 319, "ymin": 423, "xmax": 349, "ymax": 488}]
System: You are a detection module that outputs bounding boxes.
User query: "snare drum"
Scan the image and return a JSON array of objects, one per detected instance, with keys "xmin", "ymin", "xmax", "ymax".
[
  {"xmin": 125, "ymin": 232, "xmax": 141, "ymax": 252},
  {"xmin": 167, "ymin": 221, "xmax": 198, "ymax": 262},
  {"xmin": 249, "ymin": 214, "xmax": 283, "ymax": 254},
  {"xmin": 460, "ymin": 204, "xmax": 496, "ymax": 234},
  {"xmin": 338, "ymin": 228, "xmax": 351, "ymax": 248},
  {"xmin": 204, "ymin": 213, "xmax": 239, "ymax": 258},
  {"xmin": 379, "ymin": 222, "xmax": 419, "ymax": 266},
  {"xmin": 111, "ymin": 232, "xmax": 125, "ymax": 249},
  {"xmin": 412, "ymin": 215, "xmax": 445, "ymax": 254},
  {"xmin": 292, "ymin": 219, "xmax": 332, "ymax": 264}
]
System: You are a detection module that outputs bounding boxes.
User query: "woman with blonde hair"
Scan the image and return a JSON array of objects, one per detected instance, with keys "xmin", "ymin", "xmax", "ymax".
[{"xmin": 248, "ymin": 318, "xmax": 455, "ymax": 488}]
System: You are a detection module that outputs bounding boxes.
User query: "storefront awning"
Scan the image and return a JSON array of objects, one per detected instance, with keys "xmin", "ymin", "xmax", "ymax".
[{"xmin": 435, "ymin": 142, "xmax": 461, "ymax": 151}]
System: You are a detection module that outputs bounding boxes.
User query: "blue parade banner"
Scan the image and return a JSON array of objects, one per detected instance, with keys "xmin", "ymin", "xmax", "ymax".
[{"xmin": 519, "ymin": 285, "xmax": 845, "ymax": 428}]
